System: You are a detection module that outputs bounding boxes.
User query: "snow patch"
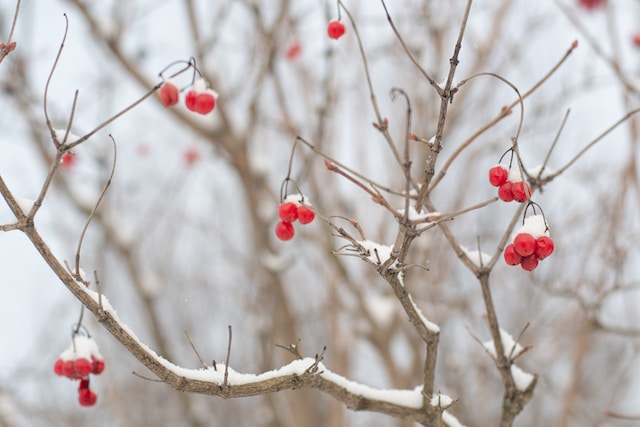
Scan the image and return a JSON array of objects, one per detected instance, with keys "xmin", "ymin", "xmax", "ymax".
[
  {"xmin": 53, "ymin": 128, "xmax": 81, "ymax": 144},
  {"xmin": 527, "ymin": 164, "xmax": 555, "ymax": 180},
  {"xmin": 483, "ymin": 328, "xmax": 522, "ymax": 359},
  {"xmin": 431, "ymin": 392, "xmax": 453, "ymax": 407},
  {"xmin": 461, "ymin": 246, "xmax": 492, "ymax": 267},
  {"xmin": 511, "ymin": 364, "xmax": 535, "ymax": 391},
  {"xmin": 357, "ymin": 240, "xmax": 393, "ymax": 265},
  {"xmin": 515, "ymin": 214, "xmax": 549, "ymax": 239},
  {"xmin": 408, "ymin": 293, "xmax": 440, "ymax": 333},
  {"xmin": 15, "ymin": 197, "xmax": 34, "ymax": 214}
]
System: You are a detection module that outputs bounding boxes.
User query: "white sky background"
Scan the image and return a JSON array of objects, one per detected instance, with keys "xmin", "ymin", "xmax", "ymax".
[{"xmin": 2, "ymin": 0, "xmax": 640, "ymax": 425}]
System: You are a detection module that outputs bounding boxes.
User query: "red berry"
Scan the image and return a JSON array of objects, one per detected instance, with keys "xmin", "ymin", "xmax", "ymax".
[
  {"xmin": 578, "ymin": 0, "xmax": 604, "ymax": 10},
  {"xmin": 62, "ymin": 360, "xmax": 77, "ymax": 379},
  {"xmin": 498, "ymin": 182, "xmax": 514, "ymax": 202},
  {"xmin": 503, "ymin": 244, "xmax": 522, "ymax": 266},
  {"xmin": 488, "ymin": 166, "xmax": 508, "ymax": 187},
  {"xmin": 185, "ymin": 90, "xmax": 198, "ymax": 112},
  {"xmin": 633, "ymin": 34, "xmax": 640, "ymax": 47},
  {"xmin": 158, "ymin": 81, "xmax": 179, "ymax": 107},
  {"xmin": 60, "ymin": 152, "xmax": 76, "ymax": 170},
  {"xmin": 91, "ymin": 357, "xmax": 105, "ymax": 375},
  {"xmin": 285, "ymin": 41, "xmax": 302, "ymax": 60},
  {"xmin": 275, "ymin": 221, "xmax": 295, "ymax": 241},
  {"xmin": 535, "ymin": 236, "xmax": 554, "ymax": 259},
  {"xmin": 194, "ymin": 91, "xmax": 216, "ymax": 114},
  {"xmin": 78, "ymin": 388, "xmax": 97, "ymax": 407},
  {"xmin": 520, "ymin": 254, "xmax": 539, "ymax": 271},
  {"xmin": 75, "ymin": 358, "xmax": 92, "ymax": 377},
  {"xmin": 78, "ymin": 378, "xmax": 90, "ymax": 391},
  {"xmin": 513, "ymin": 233, "xmax": 536, "ymax": 257},
  {"xmin": 297, "ymin": 205, "xmax": 315, "ymax": 224},
  {"xmin": 511, "ymin": 181, "xmax": 531, "ymax": 202},
  {"xmin": 54, "ymin": 358, "xmax": 65, "ymax": 376},
  {"xmin": 327, "ymin": 20, "xmax": 346, "ymax": 40},
  {"xmin": 278, "ymin": 202, "xmax": 298, "ymax": 222}
]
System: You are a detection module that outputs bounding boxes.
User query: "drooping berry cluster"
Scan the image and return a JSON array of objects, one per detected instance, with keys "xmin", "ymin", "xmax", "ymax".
[
  {"xmin": 327, "ymin": 20, "xmax": 346, "ymax": 40},
  {"xmin": 159, "ymin": 78, "xmax": 218, "ymax": 115},
  {"xmin": 54, "ymin": 335, "xmax": 105, "ymax": 407},
  {"xmin": 488, "ymin": 165, "xmax": 531, "ymax": 203},
  {"xmin": 504, "ymin": 214, "xmax": 555, "ymax": 271},
  {"xmin": 275, "ymin": 194, "xmax": 315, "ymax": 241}
]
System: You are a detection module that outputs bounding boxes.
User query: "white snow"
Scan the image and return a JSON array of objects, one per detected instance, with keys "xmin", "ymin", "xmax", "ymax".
[
  {"xmin": 431, "ymin": 392, "xmax": 453, "ymax": 407},
  {"xmin": 283, "ymin": 193, "xmax": 311, "ymax": 207},
  {"xmin": 527, "ymin": 164, "xmax": 555, "ymax": 180},
  {"xmin": 510, "ymin": 364, "xmax": 535, "ymax": 391},
  {"xmin": 507, "ymin": 167, "xmax": 524, "ymax": 183},
  {"xmin": 364, "ymin": 295, "xmax": 396, "ymax": 327},
  {"xmin": 483, "ymin": 328, "xmax": 522, "ymax": 359},
  {"xmin": 461, "ymin": 246, "xmax": 492, "ymax": 267},
  {"xmin": 357, "ymin": 240, "xmax": 393, "ymax": 265},
  {"xmin": 15, "ymin": 197, "xmax": 34, "ymax": 214},
  {"xmin": 397, "ymin": 207, "xmax": 432, "ymax": 221},
  {"xmin": 515, "ymin": 214, "xmax": 549, "ymax": 238},
  {"xmin": 53, "ymin": 128, "xmax": 81, "ymax": 144},
  {"xmin": 59, "ymin": 335, "xmax": 103, "ymax": 361},
  {"xmin": 408, "ymin": 293, "xmax": 440, "ymax": 333},
  {"xmin": 192, "ymin": 78, "xmax": 208, "ymax": 93}
]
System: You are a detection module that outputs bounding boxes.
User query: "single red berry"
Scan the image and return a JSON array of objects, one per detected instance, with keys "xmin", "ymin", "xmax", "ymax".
[
  {"xmin": 513, "ymin": 233, "xmax": 536, "ymax": 257},
  {"xmin": 511, "ymin": 181, "xmax": 531, "ymax": 202},
  {"xmin": 194, "ymin": 91, "xmax": 216, "ymax": 114},
  {"xmin": 578, "ymin": 0, "xmax": 604, "ymax": 10},
  {"xmin": 75, "ymin": 358, "xmax": 92, "ymax": 378},
  {"xmin": 520, "ymin": 254, "xmax": 539, "ymax": 271},
  {"xmin": 278, "ymin": 202, "xmax": 299, "ymax": 222},
  {"xmin": 54, "ymin": 358, "xmax": 65, "ymax": 376},
  {"xmin": 327, "ymin": 20, "xmax": 346, "ymax": 40},
  {"xmin": 297, "ymin": 205, "xmax": 315, "ymax": 224},
  {"xmin": 535, "ymin": 236, "xmax": 555, "ymax": 259},
  {"xmin": 498, "ymin": 182, "xmax": 514, "ymax": 202},
  {"xmin": 285, "ymin": 41, "xmax": 302, "ymax": 60},
  {"xmin": 78, "ymin": 388, "xmax": 97, "ymax": 407},
  {"xmin": 488, "ymin": 165, "xmax": 508, "ymax": 187},
  {"xmin": 62, "ymin": 360, "xmax": 77, "ymax": 379},
  {"xmin": 503, "ymin": 244, "xmax": 522, "ymax": 266},
  {"xmin": 185, "ymin": 90, "xmax": 198, "ymax": 112},
  {"xmin": 275, "ymin": 221, "xmax": 295, "ymax": 241},
  {"xmin": 633, "ymin": 34, "xmax": 640, "ymax": 47},
  {"xmin": 158, "ymin": 81, "xmax": 179, "ymax": 107},
  {"xmin": 183, "ymin": 147, "xmax": 200, "ymax": 166},
  {"xmin": 60, "ymin": 152, "xmax": 76, "ymax": 170},
  {"xmin": 91, "ymin": 357, "xmax": 105, "ymax": 375}
]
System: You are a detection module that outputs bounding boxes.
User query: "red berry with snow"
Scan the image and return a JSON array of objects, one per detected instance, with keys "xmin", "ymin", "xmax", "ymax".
[
  {"xmin": 520, "ymin": 254, "xmax": 539, "ymax": 271},
  {"xmin": 75, "ymin": 358, "xmax": 92, "ymax": 377},
  {"xmin": 511, "ymin": 181, "xmax": 531, "ymax": 202},
  {"xmin": 185, "ymin": 90, "xmax": 198, "ymax": 112},
  {"xmin": 278, "ymin": 202, "xmax": 299, "ymax": 222},
  {"xmin": 503, "ymin": 244, "xmax": 522, "ymax": 266},
  {"xmin": 535, "ymin": 236, "xmax": 554, "ymax": 259},
  {"xmin": 159, "ymin": 81, "xmax": 179, "ymax": 107},
  {"xmin": 513, "ymin": 233, "xmax": 536, "ymax": 257},
  {"xmin": 275, "ymin": 221, "xmax": 295, "ymax": 241},
  {"xmin": 488, "ymin": 165, "xmax": 508, "ymax": 187},
  {"xmin": 498, "ymin": 182, "xmax": 514, "ymax": 202},
  {"xmin": 327, "ymin": 20, "xmax": 346, "ymax": 40},
  {"xmin": 297, "ymin": 205, "xmax": 315, "ymax": 224}
]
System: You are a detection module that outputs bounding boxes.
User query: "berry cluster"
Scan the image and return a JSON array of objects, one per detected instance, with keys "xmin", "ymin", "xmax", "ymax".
[
  {"xmin": 327, "ymin": 20, "xmax": 346, "ymax": 40},
  {"xmin": 503, "ymin": 214, "xmax": 555, "ymax": 271},
  {"xmin": 53, "ymin": 335, "xmax": 105, "ymax": 407},
  {"xmin": 275, "ymin": 195, "xmax": 315, "ymax": 241},
  {"xmin": 488, "ymin": 165, "xmax": 531, "ymax": 203},
  {"xmin": 159, "ymin": 78, "xmax": 218, "ymax": 115}
]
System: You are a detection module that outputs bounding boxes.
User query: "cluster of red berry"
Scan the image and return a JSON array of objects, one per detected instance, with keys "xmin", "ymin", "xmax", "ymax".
[
  {"xmin": 488, "ymin": 165, "xmax": 531, "ymax": 203},
  {"xmin": 275, "ymin": 195, "xmax": 315, "ymax": 241},
  {"xmin": 53, "ymin": 335, "xmax": 105, "ymax": 407},
  {"xmin": 327, "ymin": 20, "xmax": 346, "ymax": 40},
  {"xmin": 159, "ymin": 78, "xmax": 218, "ymax": 115},
  {"xmin": 503, "ymin": 214, "xmax": 555, "ymax": 271}
]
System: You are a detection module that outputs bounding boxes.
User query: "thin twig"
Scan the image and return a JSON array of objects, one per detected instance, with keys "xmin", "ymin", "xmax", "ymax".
[
  {"xmin": 75, "ymin": 135, "xmax": 117, "ymax": 276},
  {"xmin": 223, "ymin": 325, "xmax": 232, "ymax": 387},
  {"xmin": 185, "ymin": 330, "xmax": 208, "ymax": 369},
  {"xmin": 44, "ymin": 14, "xmax": 70, "ymax": 144}
]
